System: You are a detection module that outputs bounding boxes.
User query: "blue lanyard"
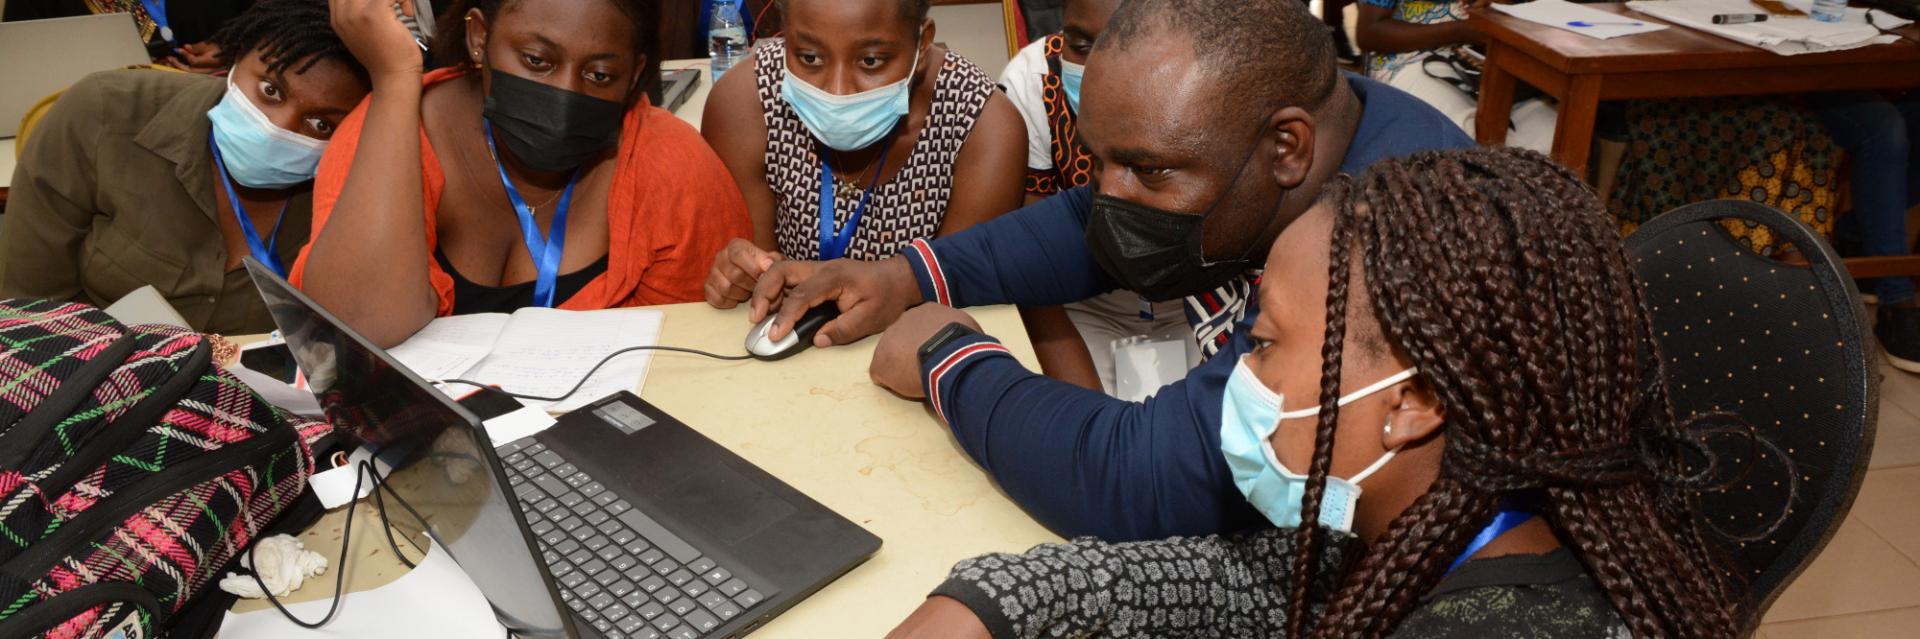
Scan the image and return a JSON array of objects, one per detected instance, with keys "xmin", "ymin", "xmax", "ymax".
[
  {"xmin": 483, "ymin": 119, "xmax": 581, "ymax": 308},
  {"xmin": 209, "ymin": 132, "xmax": 289, "ymax": 277},
  {"xmin": 1446, "ymin": 508, "xmax": 1536, "ymax": 573},
  {"xmin": 816, "ymin": 138, "xmax": 895, "ymax": 261},
  {"xmin": 139, "ymin": 0, "xmax": 175, "ymax": 45}
]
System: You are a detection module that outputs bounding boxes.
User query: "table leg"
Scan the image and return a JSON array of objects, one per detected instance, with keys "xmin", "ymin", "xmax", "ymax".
[
  {"xmin": 1476, "ymin": 43, "xmax": 1518, "ymax": 146},
  {"xmin": 1551, "ymin": 75, "xmax": 1601, "ymax": 178}
]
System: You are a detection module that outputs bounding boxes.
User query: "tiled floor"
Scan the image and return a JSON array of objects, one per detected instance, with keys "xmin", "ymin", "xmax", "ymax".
[{"xmin": 1756, "ymin": 358, "xmax": 1920, "ymax": 637}]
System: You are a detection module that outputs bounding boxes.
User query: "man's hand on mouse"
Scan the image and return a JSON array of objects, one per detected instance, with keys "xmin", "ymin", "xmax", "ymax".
[
  {"xmin": 870, "ymin": 304, "xmax": 981, "ymax": 400},
  {"xmin": 706, "ymin": 239, "xmax": 783, "ymax": 309},
  {"xmin": 750, "ymin": 256, "xmax": 924, "ymax": 347}
]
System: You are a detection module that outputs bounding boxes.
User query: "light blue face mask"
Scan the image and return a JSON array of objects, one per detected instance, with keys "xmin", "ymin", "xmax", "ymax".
[
  {"xmin": 1059, "ymin": 59, "xmax": 1084, "ymax": 112},
  {"xmin": 1220, "ymin": 354, "xmax": 1418, "ymax": 532},
  {"xmin": 207, "ymin": 75, "xmax": 328, "ymax": 189},
  {"xmin": 782, "ymin": 32, "xmax": 923, "ymax": 152}
]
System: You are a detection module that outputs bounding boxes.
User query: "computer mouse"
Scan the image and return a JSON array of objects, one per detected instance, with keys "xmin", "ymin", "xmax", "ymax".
[{"xmin": 745, "ymin": 304, "xmax": 842, "ymax": 361}]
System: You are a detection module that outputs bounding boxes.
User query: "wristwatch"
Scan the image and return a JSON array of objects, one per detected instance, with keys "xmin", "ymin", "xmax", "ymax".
[{"xmin": 917, "ymin": 322, "xmax": 982, "ymax": 367}]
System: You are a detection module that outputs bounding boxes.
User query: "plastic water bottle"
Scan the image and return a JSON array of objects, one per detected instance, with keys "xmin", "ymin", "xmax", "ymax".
[
  {"xmin": 1812, "ymin": 0, "xmax": 1848, "ymax": 22},
  {"xmin": 709, "ymin": 0, "xmax": 748, "ymax": 80}
]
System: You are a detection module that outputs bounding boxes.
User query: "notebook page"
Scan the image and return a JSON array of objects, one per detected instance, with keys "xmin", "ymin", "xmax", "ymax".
[
  {"xmin": 387, "ymin": 313, "xmax": 511, "ymax": 381},
  {"xmin": 464, "ymin": 307, "xmax": 666, "ymax": 412}
]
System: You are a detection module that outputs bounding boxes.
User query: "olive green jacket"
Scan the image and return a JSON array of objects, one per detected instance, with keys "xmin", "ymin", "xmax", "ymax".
[{"xmin": 0, "ymin": 69, "xmax": 311, "ymax": 334}]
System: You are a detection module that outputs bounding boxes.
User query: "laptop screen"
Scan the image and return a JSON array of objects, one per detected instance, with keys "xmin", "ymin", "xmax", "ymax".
[{"xmin": 245, "ymin": 260, "xmax": 573, "ymax": 638}]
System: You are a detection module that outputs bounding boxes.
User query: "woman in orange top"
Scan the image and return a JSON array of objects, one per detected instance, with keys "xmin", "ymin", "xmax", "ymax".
[{"xmin": 294, "ymin": 0, "xmax": 748, "ymax": 347}]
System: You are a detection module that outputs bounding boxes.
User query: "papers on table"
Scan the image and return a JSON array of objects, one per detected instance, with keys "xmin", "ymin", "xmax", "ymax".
[
  {"xmin": 220, "ymin": 538, "xmax": 507, "ymax": 638},
  {"xmin": 389, "ymin": 307, "xmax": 665, "ymax": 413},
  {"xmin": 102, "ymin": 286, "xmax": 190, "ymax": 328},
  {"xmin": 1494, "ymin": 0, "xmax": 1671, "ymax": 39},
  {"xmin": 1627, "ymin": 0, "xmax": 1904, "ymax": 55}
]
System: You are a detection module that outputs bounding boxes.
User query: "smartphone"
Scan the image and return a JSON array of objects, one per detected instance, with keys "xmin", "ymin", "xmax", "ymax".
[
  {"xmin": 456, "ymin": 385, "xmax": 526, "ymax": 422},
  {"xmin": 240, "ymin": 343, "xmax": 299, "ymax": 385}
]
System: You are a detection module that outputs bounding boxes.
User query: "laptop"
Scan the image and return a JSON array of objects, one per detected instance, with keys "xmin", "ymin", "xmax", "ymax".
[
  {"xmin": 0, "ymin": 14, "xmax": 152, "ymax": 138},
  {"xmin": 244, "ymin": 259, "xmax": 881, "ymax": 638}
]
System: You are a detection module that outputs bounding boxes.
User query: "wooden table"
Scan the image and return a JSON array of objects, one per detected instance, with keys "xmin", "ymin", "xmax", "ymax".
[
  {"xmin": 230, "ymin": 303, "xmax": 1060, "ymax": 638},
  {"xmin": 1471, "ymin": 3, "xmax": 1920, "ymax": 178}
]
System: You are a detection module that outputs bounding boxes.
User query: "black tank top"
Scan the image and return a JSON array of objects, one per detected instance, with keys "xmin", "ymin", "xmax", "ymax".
[{"xmin": 433, "ymin": 249, "xmax": 610, "ymax": 315}]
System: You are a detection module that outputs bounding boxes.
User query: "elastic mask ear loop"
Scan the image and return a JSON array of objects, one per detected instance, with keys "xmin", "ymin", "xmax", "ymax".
[
  {"xmin": 1275, "ymin": 368, "xmax": 1419, "ymax": 421},
  {"xmin": 1346, "ymin": 416, "xmax": 1402, "ymax": 486}
]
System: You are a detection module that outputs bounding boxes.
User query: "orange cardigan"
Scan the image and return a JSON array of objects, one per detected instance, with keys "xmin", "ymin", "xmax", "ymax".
[{"xmin": 290, "ymin": 68, "xmax": 748, "ymax": 315}]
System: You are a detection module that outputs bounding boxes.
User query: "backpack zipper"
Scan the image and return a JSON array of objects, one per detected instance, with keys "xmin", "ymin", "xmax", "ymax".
[{"xmin": 24, "ymin": 342, "xmax": 212, "ymax": 515}]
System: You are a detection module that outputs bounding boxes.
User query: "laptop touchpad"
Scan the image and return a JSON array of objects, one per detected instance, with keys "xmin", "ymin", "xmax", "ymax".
[{"xmin": 660, "ymin": 464, "xmax": 797, "ymax": 546}]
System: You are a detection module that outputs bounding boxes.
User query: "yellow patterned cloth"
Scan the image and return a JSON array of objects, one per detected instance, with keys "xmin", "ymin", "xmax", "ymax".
[{"xmin": 1610, "ymin": 97, "xmax": 1843, "ymax": 256}]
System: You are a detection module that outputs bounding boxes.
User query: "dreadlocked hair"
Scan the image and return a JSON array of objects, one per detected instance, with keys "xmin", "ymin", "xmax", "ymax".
[
  {"xmin": 1285, "ymin": 147, "xmax": 1745, "ymax": 639},
  {"xmin": 210, "ymin": 0, "xmax": 366, "ymax": 79}
]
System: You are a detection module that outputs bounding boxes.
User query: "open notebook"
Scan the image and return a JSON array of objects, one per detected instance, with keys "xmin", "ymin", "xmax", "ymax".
[{"xmin": 388, "ymin": 307, "xmax": 665, "ymax": 412}]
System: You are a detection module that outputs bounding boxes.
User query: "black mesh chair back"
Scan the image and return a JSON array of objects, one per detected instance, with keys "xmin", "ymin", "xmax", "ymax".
[{"xmin": 1626, "ymin": 200, "xmax": 1879, "ymax": 635}]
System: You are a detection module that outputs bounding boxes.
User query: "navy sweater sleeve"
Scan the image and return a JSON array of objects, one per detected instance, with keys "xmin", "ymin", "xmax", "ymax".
[
  {"xmin": 916, "ymin": 328, "xmax": 1267, "ymax": 541},
  {"xmin": 899, "ymin": 186, "xmax": 1116, "ymax": 308}
]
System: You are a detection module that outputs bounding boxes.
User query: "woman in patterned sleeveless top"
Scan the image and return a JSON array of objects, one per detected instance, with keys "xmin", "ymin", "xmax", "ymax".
[{"xmin": 701, "ymin": 0, "xmax": 1105, "ymax": 390}]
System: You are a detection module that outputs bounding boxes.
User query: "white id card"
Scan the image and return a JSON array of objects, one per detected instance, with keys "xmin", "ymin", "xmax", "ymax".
[{"xmin": 1111, "ymin": 325, "xmax": 1199, "ymax": 402}]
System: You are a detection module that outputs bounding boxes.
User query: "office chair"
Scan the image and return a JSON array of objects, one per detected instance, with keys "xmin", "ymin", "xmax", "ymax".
[{"xmin": 1626, "ymin": 199, "xmax": 1880, "ymax": 637}]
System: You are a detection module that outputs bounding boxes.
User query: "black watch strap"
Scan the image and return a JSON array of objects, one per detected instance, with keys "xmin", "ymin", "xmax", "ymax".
[{"xmin": 917, "ymin": 322, "xmax": 981, "ymax": 366}]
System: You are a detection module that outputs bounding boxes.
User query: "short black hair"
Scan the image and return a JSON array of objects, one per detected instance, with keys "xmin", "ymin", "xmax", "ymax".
[
  {"xmin": 1097, "ymin": 0, "xmax": 1338, "ymax": 123},
  {"xmin": 211, "ymin": 0, "xmax": 367, "ymax": 79},
  {"xmin": 777, "ymin": 0, "xmax": 932, "ymax": 28}
]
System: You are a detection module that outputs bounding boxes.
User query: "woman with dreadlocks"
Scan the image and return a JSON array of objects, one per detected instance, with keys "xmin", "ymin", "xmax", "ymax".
[
  {"xmin": 887, "ymin": 146, "xmax": 1747, "ymax": 638},
  {"xmin": 0, "ymin": 0, "xmax": 369, "ymax": 334}
]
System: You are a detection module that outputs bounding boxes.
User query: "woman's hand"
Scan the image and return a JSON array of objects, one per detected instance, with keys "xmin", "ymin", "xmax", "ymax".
[
  {"xmin": 705, "ymin": 239, "xmax": 784, "ymax": 309},
  {"xmin": 885, "ymin": 596, "xmax": 992, "ymax": 639},
  {"xmin": 160, "ymin": 41, "xmax": 225, "ymax": 74},
  {"xmin": 329, "ymin": 0, "xmax": 424, "ymax": 78}
]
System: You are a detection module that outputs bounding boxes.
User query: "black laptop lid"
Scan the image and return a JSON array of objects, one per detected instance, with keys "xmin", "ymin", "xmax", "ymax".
[{"xmin": 244, "ymin": 259, "xmax": 575, "ymax": 638}]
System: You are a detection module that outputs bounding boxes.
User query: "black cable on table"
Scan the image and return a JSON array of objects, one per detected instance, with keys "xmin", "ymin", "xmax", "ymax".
[
  {"xmin": 247, "ymin": 462, "xmax": 369, "ymax": 628},
  {"xmin": 246, "ymin": 461, "xmax": 428, "ymax": 626},
  {"xmin": 437, "ymin": 344, "xmax": 752, "ymax": 402}
]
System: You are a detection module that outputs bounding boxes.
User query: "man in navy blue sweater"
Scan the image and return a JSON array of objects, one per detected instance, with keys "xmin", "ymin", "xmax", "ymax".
[{"xmin": 729, "ymin": 0, "xmax": 1473, "ymax": 541}]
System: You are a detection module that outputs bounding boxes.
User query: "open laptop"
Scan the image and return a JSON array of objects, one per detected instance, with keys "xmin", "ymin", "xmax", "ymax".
[
  {"xmin": 244, "ymin": 259, "xmax": 881, "ymax": 638},
  {"xmin": 0, "ymin": 14, "xmax": 152, "ymax": 138}
]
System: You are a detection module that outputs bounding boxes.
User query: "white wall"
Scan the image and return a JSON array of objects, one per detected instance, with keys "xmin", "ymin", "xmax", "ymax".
[{"xmin": 929, "ymin": 3, "xmax": 1011, "ymax": 79}]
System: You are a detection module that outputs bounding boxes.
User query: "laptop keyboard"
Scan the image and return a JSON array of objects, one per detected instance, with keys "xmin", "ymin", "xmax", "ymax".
[{"xmin": 500, "ymin": 439, "xmax": 770, "ymax": 639}]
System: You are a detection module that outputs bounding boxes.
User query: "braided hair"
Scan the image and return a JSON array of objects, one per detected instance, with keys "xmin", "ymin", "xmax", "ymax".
[
  {"xmin": 210, "ymin": 0, "xmax": 367, "ymax": 79},
  {"xmin": 1285, "ymin": 147, "xmax": 1744, "ymax": 638}
]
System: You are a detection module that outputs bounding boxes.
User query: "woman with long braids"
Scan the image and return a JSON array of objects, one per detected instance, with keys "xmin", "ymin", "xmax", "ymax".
[{"xmin": 887, "ymin": 147, "xmax": 1749, "ymax": 638}]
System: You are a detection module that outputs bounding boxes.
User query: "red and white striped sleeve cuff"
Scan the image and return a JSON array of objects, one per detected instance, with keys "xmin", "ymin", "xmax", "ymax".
[
  {"xmin": 925, "ymin": 340, "xmax": 1012, "ymax": 425},
  {"xmin": 907, "ymin": 238, "xmax": 952, "ymax": 307}
]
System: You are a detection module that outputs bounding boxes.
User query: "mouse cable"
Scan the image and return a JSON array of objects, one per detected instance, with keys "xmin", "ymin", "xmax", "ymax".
[
  {"xmin": 436, "ymin": 345, "xmax": 752, "ymax": 403},
  {"xmin": 246, "ymin": 460, "xmax": 423, "ymax": 628}
]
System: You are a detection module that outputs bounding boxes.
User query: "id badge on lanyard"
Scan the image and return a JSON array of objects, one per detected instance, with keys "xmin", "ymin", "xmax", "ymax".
[{"xmin": 817, "ymin": 139, "xmax": 894, "ymax": 261}]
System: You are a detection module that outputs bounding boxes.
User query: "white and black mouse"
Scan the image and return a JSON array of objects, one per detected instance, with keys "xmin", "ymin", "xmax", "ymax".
[{"xmin": 745, "ymin": 305, "xmax": 842, "ymax": 361}]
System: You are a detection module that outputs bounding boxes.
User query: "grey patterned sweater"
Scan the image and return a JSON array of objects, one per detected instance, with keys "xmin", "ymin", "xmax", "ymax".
[{"xmin": 930, "ymin": 529, "xmax": 1630, "ymax": 638}]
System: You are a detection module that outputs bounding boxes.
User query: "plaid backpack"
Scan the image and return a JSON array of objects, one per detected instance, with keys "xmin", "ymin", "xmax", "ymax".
[{"xmin": 0, "ymin": 300, "xmax": 331, "ymax": 639}]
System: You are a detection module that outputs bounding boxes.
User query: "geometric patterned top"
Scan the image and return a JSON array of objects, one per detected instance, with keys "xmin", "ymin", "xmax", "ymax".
[{"xmin": 754, "ymin": 39, "xmax": 997, "ymax": 261}]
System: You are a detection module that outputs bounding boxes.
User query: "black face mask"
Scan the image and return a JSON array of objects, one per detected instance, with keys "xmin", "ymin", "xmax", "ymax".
[
  {"xmin": 481, "ymin": 69, "xmax": 625, "ymax": 173},
  {"xmin": 1084, "ymin": 138, "xmax": 1284, "ymax": 302}
]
